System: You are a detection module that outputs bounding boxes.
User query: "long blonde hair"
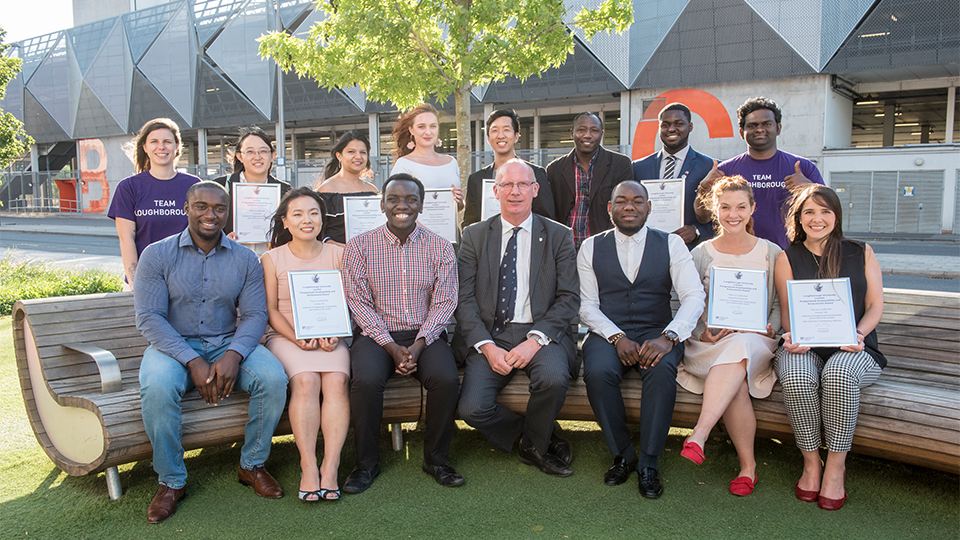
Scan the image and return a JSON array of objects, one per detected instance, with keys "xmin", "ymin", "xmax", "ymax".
[{"xmin": 709, "ymin": 175, "xmax": 755, "ymax": 235}]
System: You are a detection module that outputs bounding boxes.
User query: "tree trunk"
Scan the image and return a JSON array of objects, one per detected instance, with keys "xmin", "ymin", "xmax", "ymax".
[{"xmin": 453, "ymin": 84, "xmax": 472, "ymax": 196}]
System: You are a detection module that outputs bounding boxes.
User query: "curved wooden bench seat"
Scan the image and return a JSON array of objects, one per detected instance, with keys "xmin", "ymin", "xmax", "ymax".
[{"xmin": 13, "ymin": 288, "xmax": 959, "ymax": 501}]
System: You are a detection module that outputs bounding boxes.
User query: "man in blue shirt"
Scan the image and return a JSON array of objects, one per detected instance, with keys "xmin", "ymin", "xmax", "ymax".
[{"xmin": 135, "ymin": 181, "xmax": 288, "ymax": 523}]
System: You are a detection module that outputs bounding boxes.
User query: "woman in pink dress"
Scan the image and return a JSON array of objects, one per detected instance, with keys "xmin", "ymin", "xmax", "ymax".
[{"xmin": 261, "ymin": 187, "xmax": 350, "ymax": 502}]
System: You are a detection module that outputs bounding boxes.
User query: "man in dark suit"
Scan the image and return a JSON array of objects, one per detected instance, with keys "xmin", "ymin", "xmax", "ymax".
[
  {"xmin": 457, "ymin": 159, "xmax": 580, "ymax": 477},
  {"xmin": 631, "ymin": 102, "xmax": 716, "ymax": 249},
  {"xmin": 462, "ymin": 109, "xmax": 554, "ymax": 228},
  {"xmin": 547, "ymin": 112, "xmax": 633, "ymax": 248}
]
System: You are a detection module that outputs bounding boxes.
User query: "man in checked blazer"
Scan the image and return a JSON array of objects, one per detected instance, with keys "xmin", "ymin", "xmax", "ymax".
[{"xmin": 456, "ymin": 159, "xmax": 581, "ymax": 477}]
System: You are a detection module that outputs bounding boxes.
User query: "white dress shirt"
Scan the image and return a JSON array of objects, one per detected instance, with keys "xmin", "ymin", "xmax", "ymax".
[
  {"xmin": 658, "ymin": 144, "xmax": 690, "ymax": 179},
  {"xmin": 577, "ymin": 225, "xmax": 705, "ymax": 341}
]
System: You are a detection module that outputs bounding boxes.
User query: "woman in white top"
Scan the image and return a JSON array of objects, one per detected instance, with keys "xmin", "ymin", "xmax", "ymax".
[{"xmin": 390, "ymin": 104, "xmax": 464, "ymax": 209}]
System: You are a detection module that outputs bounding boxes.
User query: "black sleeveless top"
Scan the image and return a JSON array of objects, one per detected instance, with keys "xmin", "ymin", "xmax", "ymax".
[
  {"xmin": 317, "ymin": 191, "xmax": 379, "ymax": 244},
  {"xmin": 784, "ymin": 240, "xmax": 886, "ymax": 368}
]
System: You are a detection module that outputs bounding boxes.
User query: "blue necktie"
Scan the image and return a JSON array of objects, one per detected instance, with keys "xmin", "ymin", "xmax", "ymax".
[{"xmin": 492, "ymin": 226, "xmax": 521, "ymax": 336}]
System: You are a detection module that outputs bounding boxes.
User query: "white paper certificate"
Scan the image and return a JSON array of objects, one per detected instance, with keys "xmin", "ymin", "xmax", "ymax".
[
  {"xmin": 787, "ymin": 278, "xmax": 858, "ymax": 347},
  {"xmin": 233, "ymin": 183, "xmax": 280, "ymax": 243},
  {"xmin": 418, "ymin": 188, "xmax": 458, "ymax": 243},
  {"xmin": 639, "ymin": 178, "xmax": 685, "ymax": 233},
  {"xmin": 707, "ymin": 267, "xmax": 767, "ymax": 332},
  {"xmin": 287, "ymin": 270, "xmax": 352, "ymax": 339},
  {"xmin": 343, "ymin": 195, "xmax": 386, "ymax": 241},
  {"xmin": 480, "ymin": 179, "xmax": 501, "ymax": 221}
]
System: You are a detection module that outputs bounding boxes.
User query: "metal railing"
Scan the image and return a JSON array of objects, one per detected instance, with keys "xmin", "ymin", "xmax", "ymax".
[{"xmin": 0, "ymin": 165, "xmax": 81, "ymax": 213}]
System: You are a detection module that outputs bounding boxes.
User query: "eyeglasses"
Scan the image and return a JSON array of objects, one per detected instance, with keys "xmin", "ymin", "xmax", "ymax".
[
  {"xmin": 497, "ymin": 181, "xmax": 535, "ymax": 191},
  {"xmin": 241, "ymin": 149, "xmax": 273, "ymax": 158}
]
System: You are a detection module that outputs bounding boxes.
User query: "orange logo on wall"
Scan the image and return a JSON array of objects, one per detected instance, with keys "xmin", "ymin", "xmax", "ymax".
[
  {"xmin": 631, "ymin": 88, "xmax": 735, "ymax": 160},
  {"xmin": 78, "ymin": 139, "xmax": 110, "ymax": 213}
]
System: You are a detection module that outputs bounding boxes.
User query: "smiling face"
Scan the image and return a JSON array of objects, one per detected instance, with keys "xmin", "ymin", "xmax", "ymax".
[
  {"xmin": 799, "ymin": 196, "xmax": 836, "ymax": 244},
  {"xmin": 381, "ymin": 179, "xmax": 422, "ymax": 236},
  {"xmin": 740, "ymin": 108, "xmax": 780, "ymax": 153},
  {"xmin": 715, "ymin": 189, "xmax": 755, "ymax": 236},
  {"xmin": 281, "ymin": 195, "xmax": 323, "ymax": 242},
  {"xmin": 143, "ymin": 128, "xmax": 179, "ymax": 170},
  {"xmin": 659, "ymin": 109, "xmax": 692, "ymax": 154},
  {"xmin": 493, "ymin": 161, "xmax": 538, "ymax": 224},
  {"xmin": 409, "ymin": 111, "xmax": 440, "ymax": 149},
  {"xmin": 236, "ymin": 134, "xmax": 275, "ymax": 177},
  {"xmin": 336, "ymin": 139, "xmax": 369, "ymax": 176},
  {"xmin": 572, "ymin": 115, "xmax": 604, "ymax": 156},
  {"xmin": 608, "ymin": 182, "xmax": 650, "ymax": 236},
  {"xmin": 487, "ymin": 115, "xmax": 519, "ymax": 157},
  {"xmin": 186, "ymin": 187, "xmax": 229, "ymax": 243}
]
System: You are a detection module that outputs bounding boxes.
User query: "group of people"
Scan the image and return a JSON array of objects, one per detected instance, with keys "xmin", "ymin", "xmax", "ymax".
[{"xmin": 108, "ymin": 95, "xmax": 884, "ymax": 524}]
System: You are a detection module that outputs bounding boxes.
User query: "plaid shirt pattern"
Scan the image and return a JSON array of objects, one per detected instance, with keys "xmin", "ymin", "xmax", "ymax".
[
  {"xmin": 343, "ymin": 224, "xmax": 457, "ymax": 347},
  {"xmin": 568, "ymin": 151, "xmax": 598, "ymax": 249}
]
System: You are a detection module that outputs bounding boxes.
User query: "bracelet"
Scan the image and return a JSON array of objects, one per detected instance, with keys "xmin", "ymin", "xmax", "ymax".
[{"xmin": 608, "ymin": 332, "xmax": 626, "ymax": 346}]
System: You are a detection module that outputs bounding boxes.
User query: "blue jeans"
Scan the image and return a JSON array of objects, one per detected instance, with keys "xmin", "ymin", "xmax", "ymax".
[{"xmin": 139, "ymin": 339, "xmax": 288, "ymax": 489}]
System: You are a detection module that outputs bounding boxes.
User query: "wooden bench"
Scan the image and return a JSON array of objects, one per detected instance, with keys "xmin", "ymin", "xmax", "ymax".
[{"xmin": 12, "ymin": 289, "xmax": 959, "ymax": 500}]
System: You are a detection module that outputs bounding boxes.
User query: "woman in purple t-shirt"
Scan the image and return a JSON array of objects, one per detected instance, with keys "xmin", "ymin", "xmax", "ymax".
[{"xmin": 107, "ymin": 118, "xmax": 199, "ymax": 288}]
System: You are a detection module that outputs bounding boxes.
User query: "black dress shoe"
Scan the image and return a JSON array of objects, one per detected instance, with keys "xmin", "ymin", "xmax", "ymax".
[
  {"xmin": 519, "ymin": 439, "xmax": 573, "ymax": 477},
  {"xmin": 604, "ymin": 456, "xmax": 637, "ymax": 486},
  {"xmin": 638, "ymin": 467, "xmax": 664, "ymax": 499},
  {"xmin": 342, "ymin": 464, "xmax": 381, "ymax": 494},
  {"xmin": 422, "ymin": 462, "xmax": 465, "ymax": 487},
  {"xmin": 548, "ymin": 431, "xmax": 573, "ymax": 466}
]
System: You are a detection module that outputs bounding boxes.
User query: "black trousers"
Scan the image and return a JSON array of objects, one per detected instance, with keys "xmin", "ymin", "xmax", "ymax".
[{"xmin": 349, "ymin": 330, "xmax": 460, "ymax": 469}]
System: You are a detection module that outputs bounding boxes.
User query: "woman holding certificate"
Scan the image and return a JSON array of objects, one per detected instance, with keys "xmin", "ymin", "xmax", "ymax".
[
  {"xmin": 678, "ymin": 176, "xmax": 780, "ymax": 496},
  {"xmin": 774, "ymin": 184, "xmax": 885, "ymax": 511},
  {"xmin": 262, "ymin": 187, "xmax": 350, "ymax": 502},
  {"xmin": 390, "ymin": 104, "xmax": 464, "ymax": 210},
  {"xmin": 314, "ymin": 131, "xmax": 379, "ymax": 245}
]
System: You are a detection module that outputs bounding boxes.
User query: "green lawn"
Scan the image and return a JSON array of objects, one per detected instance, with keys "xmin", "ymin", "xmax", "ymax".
[{"xmin": 1, "ymin": 316, "xmax": 956, "ymax": 539}]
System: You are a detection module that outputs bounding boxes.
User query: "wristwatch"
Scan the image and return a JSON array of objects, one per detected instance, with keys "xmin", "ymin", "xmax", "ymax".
[
  {"xmin": 529, "ymin": 333, "xmax": 549, "ymax": 347},
  {"xmin": 662, "ymin": 330, "xmax": 679, "ymax": 345},
  {"xmin": 608, "ymin": 332, "xmax": 626, "ymax": 346}
]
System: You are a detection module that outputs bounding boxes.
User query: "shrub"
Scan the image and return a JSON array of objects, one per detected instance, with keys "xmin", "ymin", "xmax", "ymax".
[{"xmin": 0, "ymin": 255, "xmax": 123, "ymax": 315}]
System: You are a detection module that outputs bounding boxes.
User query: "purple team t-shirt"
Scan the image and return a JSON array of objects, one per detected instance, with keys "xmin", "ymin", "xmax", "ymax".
[
  {"xmin": 718, "ymin": 149, "xmax": 823, "ymax": 249},
  {"xmin": 107, "ymin": 171, "xmax": 200, "ymax": 257}
]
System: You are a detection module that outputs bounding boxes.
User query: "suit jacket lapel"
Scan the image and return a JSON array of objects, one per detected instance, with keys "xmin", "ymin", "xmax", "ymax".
[
  {"xmin": 529, "ymin": 215, "xmax": 546, "ymax": 300},
  {"xmin": 589, "ymin": 147, "xmax": 609, "ymax": 200},
  {"xmin": 484, "ymin": 218, "xmax": 501, "ymax": 314}
]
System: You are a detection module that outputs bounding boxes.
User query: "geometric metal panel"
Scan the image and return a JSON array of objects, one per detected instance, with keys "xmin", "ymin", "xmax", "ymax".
[
  {"xmin": 25, "ymin": 33, "xmax": 72, "ymax": 137},
  {"xmin": 73, "ymin": 81, "xmax": 126, "ymax": 137},
  {"xmin": 824, "ymin": 0, "xmax": 960, "ymax": 74},
  {"xmin": 139, "ymin": 2, "xmax": 197, "ymax": 125},
  {"xmin": 281, "ymin": 69, "xmax": 364, "ymax": 122},
  {"xmin": 631, "ymin": 0, "xmax": 816, "ymax": 88},
  {"xmin": 565, "ymin": 0, "xmax": 633, "ymax": 86},
  {"xmin": 278, "ymin": 0, "xmax": 315, "ymax": 30},
  {"xmin": 628, "ymin": 0, "xmax": 691, "ymax": 84},
  {"xmin": 85, "ymin": 20, "xmax": 133, "ymax": 133},
  {"xmin": 484, "ymin": 39, "xmax": 625, "ymax": 102},
  {"xmin": 196, "ymin": 58, "xmax": 267, "ymax": 127},
  {"xmin": 23, "ymin": 88, "xmax": 69, "ymax": 143},
  {"xmin": 129, "ymin": 69, "xmax": 189, "ymax": 132},
  {"xmin": 18, "ymin": 31, "xmax": 63, "ymax": 84},
  {"xmin": 340, "ymin": 86, "xmax": 366, "ymax": 111},
  {"xmin": 67, "ymin": 18, "xmax": 118, "ymax": 75},
  {"xmin": 1, "ymin": 64, "xmax": 24, "ymax": 123},
  {"xmin": 206, "ymin": 0, "xmax": 275, "ymax": 118},
  {"xmin": 193, "ymin": 0, "xmax": 247, "ymax": 47},
  {"xmin": 819, "ymin": 0, "xmax": 875, "ymax": 70},
  {"xmin": 124, "ymin": 0, "xmax": 184, "ymax": 63}
]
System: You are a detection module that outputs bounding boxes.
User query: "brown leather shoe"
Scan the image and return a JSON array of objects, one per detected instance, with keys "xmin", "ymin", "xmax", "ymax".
[
  {"xmin": 147, "ymin": 485, "xmax": 186, "ymax": 524},
  {"xmin": 238, "ymin": 465, "xmax": 283, "ymax": 499}
]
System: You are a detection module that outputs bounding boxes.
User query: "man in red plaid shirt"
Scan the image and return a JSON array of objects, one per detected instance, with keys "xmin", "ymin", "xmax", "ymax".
[{"xmin": 341, "ymin": 173, "xmax": 464, "ymax": 493}]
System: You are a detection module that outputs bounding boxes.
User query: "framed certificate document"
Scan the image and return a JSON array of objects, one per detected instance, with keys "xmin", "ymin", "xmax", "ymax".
[
  {"xmin": 343, "ymin": 195, "xmax": 386, "ymax": 241},
  {"xmin": 707, "ymin": 267, "xmax": 767, "ymax": 332},
  {"xmin": 233, "ymin": 183, "xmax": 280, "ymax": 243},
  {"xmin": 418, "ymin": 188, "xmax": 458, "ymax": 243},
  {"xmin": 639, "ymin": 178, "xmax": 685, "ymax": 233},
  {"xmin": 287, "ymin": 270, "xmax": 352, "ymax": 339},
  {"xmin": 787, "ymin": 278, "xmax": 858, "ymax": 347},
  {"xmin": 480, "ymin": 179, "xmax": 501, "ymax": 221}
]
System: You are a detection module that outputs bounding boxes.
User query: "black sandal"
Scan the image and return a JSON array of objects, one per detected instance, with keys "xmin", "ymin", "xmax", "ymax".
[{"xmin": 318, "ymin": 488, "xmax": 341, "ymax": 501}]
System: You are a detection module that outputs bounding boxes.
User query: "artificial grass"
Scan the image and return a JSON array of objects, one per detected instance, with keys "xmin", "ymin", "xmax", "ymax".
[
  {"xmin": 0, "ymin": 256, "xmax": 123, "ymax": 315},
  {"xmin": 1, "ymin": 316, "xmax": 957, "ymax": 539}
]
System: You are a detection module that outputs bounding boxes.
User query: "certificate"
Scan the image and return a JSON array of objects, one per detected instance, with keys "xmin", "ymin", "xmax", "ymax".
[
  {"xmin": 418, "ymin": 188, "xmax": 458, "ymax": 243},
  {"xmin": 480, "ymin": 179, "xmax": 501, "ymax": 220},
  {"xmin": 287, "ymin": 270, "xmax": 352, "ymax": 339},
  {"xmin": 787, "ymin": 278, "xmax": 858, "ymax": 347},
  {"xmin": 233, "ymin": 183, "xmax": 280, "ymax": 243},
  {"xmin": 707, "ymin": 267, "xmax": 767, "ymax": 332},
  {"xmin": 639, "ymin": 178, "xmax": 685, "ymax": 233},
  {"xmin": 343, "ymin": 195, "xmax": 386, "ymax": 241}
]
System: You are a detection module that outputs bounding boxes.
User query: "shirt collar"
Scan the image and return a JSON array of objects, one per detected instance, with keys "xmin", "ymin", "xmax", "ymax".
[
  {"xmin": 380, "ymin": 223, "xmax": 423, "ymax": 245},
  {"xmin": 575, "ymin": 148, "xmax": 600, "ymax": 173},
  {"xmin": 614, "ymin": 225, "xmax": 646, "ymax": 244},
  {"xmin": 177, "ymin": 228, "xmax": 230, "ymax": 251},
  {"xmin": 500, "ymin": 213, "xmax": 533, "ymax": 236},
  {"xmin": 663, "ymin": 144, "xmax": 690, "ymax": 163}
]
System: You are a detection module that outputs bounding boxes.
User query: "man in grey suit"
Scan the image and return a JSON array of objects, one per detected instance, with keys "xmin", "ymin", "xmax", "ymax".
[{"xmin": 456, "ymin": 159, "xmax": 581, "ymax": 477}]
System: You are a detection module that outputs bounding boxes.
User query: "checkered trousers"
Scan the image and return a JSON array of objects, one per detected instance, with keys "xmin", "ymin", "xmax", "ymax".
[
  {"xmin": 343, "ymin": 224, "xmax": 458, "ymax": 347},
  {"xmin": 774, "ymin": 348, "xmax": 881, "ymax": 452}
]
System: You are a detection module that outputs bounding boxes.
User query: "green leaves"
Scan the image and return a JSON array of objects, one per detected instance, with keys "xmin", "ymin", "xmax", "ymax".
[{"xmin": 0, "ymin": 27, "xmax": 32, "ymax": 168}]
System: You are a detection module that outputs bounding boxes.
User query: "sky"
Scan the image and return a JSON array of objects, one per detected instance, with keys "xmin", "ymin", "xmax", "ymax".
[{"xmin": 1, "ymin": 0, "xmax": 74, "ymax": 44}]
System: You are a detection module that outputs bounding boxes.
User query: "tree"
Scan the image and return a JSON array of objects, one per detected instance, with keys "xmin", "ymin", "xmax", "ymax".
[
  {"xmin": 259, "ymin": 0, "xmax": 632, "ymax": 184},
  {"xmin": 0, "ymin": 27, "xmax": 33, "ymax": 169}
]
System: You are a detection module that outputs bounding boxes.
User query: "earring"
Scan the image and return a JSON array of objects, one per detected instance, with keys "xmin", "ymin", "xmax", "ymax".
[
  {"xmin": 435, "ymin": 139, "xmax": 443, "ymax": 147},
  {"xmin": 406, "ymin": 141, "xmax": 415, "ymax": 150}
]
